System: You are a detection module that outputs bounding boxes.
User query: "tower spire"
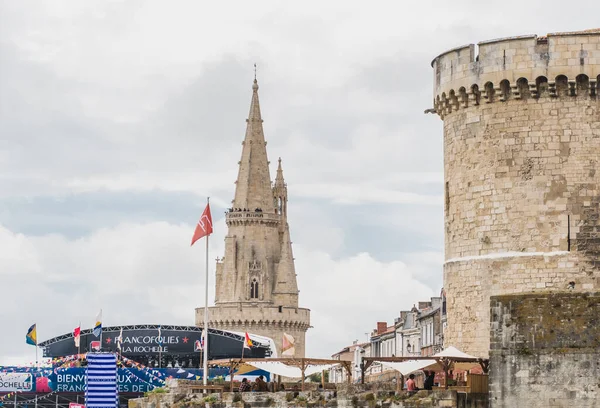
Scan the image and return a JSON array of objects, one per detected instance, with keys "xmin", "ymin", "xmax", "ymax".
[
  {"xmin": 273, "ymin": 157, "xmax": 287, "ymax": 218},
  {"xmin": 232, "ymin": 78, "xmax": 274, "ymax": 211}
]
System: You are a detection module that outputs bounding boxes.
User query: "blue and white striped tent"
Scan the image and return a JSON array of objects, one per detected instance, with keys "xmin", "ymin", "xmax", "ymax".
[{"xmin": 86, "ymin": 353, "xmax": 118, "ymax": 408}]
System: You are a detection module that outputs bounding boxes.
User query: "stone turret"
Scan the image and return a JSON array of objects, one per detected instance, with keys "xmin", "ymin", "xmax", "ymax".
[
  {"xmin": 431, "ymin": 29, "xmax": 600, "ymax": 358},
  {"xmin": 196, "ymin": 79, "xmax": 311, "ymax": 357}
]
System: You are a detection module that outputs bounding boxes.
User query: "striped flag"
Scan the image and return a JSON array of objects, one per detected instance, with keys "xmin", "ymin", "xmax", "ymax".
[
  {"xmin": 26, "ymin": 324, "xmax": 37, "ymax": 346},
  {"xmin": 93, "ymin": 310, "xmax": 102, "ymax": 338},
  {"xmin": 85, "ymin": 353, "xmax": 118, "ymax": 408}
]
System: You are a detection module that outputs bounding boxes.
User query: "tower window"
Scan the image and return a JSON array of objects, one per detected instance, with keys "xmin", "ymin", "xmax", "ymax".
[
  {"xmin": 278, "ymin": 306, "xmax": 283, "ymax": 313},
  {"xmin": 250, "ymin": 279, "xmax": 259, "ymax": 299}
]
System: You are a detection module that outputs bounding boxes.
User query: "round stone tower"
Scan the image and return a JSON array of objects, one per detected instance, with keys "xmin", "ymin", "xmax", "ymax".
[{"xmin": 431, "ymin": 29, "xmax": 600, "ymax": 358}]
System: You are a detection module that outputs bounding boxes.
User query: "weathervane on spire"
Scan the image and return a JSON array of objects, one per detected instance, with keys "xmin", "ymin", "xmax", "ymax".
[{"xmin": 254, "ymin": 63, "xmax": 257, "ymax": 81}]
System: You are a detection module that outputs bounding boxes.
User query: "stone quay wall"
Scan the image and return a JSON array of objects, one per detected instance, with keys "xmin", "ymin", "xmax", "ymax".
[
  {"xmin": 431, "ymin": 30, "xmax": 600, "ymax": 358},
  {"xmin": 129, "ymin": 381, "xmax": 488, "ymax": 408},
  {"xmin": 489, "ymin": 292, "xmax": 600, "ymax": 407}
]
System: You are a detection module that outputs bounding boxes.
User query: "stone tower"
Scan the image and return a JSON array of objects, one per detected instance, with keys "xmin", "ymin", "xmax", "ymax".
[
  {"xmin": 431, "ymin": 29, "xmax": 600, "ymax": 358},
  {"xmin": 195, "ymin": 79, "xmax": 311, "ymax": 357}
]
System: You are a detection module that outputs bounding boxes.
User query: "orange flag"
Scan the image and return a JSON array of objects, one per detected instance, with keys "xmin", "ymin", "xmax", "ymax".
[
  {"xmin": 244, "ymin": 332, "xmax": 253, "ymax": 349},
  {"xmin": 191, "ymin": 203, "xmax": 213, "ymax": 246}
]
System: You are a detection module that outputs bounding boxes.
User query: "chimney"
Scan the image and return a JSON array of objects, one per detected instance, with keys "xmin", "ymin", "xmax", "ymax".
[
  {"xmin": 418, "ymin": 301, "xmax": 432, "ymax": 310},
  {"xmin": 376, "ymin": 322, "xmax": 387, "ymax": 334}
]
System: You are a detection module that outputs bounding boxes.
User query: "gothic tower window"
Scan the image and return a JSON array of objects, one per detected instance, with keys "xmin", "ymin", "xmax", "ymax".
[{"xmin": 250, "ymin": 278, "xmax": 259, "ymax": 299}]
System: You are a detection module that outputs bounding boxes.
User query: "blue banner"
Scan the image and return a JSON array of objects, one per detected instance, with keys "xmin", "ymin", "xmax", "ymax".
[{"xmin": 0, "ymin": 367, "xmax": 235, "ymax": 394}]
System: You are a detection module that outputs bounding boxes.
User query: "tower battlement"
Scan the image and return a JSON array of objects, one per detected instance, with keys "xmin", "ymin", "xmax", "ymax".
[{"xmin": 432, "ymin": 30, "xmax": 600, "ymax": 119}]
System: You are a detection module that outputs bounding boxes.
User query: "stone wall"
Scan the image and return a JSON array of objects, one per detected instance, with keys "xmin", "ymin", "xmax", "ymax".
[
  {"xmin": 432, "ymin": 30, "xmax": 600, "ymax": 358},
  {"xmin": 129, "ymin": 381, "xmax": 488, "ymax": 408},
  {"xmin": 489, "ymin": 292, "xmax": 600, "ymax": 407}
]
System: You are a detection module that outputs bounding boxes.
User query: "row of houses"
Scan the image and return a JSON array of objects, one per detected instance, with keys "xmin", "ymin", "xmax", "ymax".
[{"xmin": 329, "ymin": 290, "xmax": 447, "ymax": 383}]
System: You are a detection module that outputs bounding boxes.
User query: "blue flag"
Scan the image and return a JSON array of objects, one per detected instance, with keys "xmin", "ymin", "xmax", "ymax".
[{"xmin": 26, "ymin": 324, "xmax": 37, "ymax": 346}]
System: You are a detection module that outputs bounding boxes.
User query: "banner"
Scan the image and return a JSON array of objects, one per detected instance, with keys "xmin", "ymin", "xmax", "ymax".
[
  {"xmin": 86, "ymin": 353, "xmax": 117, "ymax": 408},
  {"xmin": 0, "ymin": 373, "xmax": 33, "ymax": 392},
  {"xmin": 41, "ymin": 327, "xmax": 270, "ymax": 360},
  {"xmin": 0, "ymin": 367, "xmax": 231, "ymax": 394}
]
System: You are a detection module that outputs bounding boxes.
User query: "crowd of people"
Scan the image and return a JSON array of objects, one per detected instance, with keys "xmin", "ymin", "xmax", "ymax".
[{"xmin": 238, "ymin": 376, "xmax": 287, "ymax": 392}]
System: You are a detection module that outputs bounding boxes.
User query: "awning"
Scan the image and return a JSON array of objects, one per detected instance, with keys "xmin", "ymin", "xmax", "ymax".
[
  {"xmin": 432, "ymin": 346, "xmax": 481, "ymax": 371},
  {"xmin": 380, "ymin": 359, "xmax": 440, "ymax": 375},
  {"xmin": 432, "ymin": 346, "xmax": 478, "ymax": 359},
  {"xmin": 245, "ymin": 361, "xmax": 337, "ymax": 378}
]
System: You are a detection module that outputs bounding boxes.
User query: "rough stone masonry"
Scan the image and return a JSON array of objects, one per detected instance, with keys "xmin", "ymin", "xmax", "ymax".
[
  {"xmin": 430, "ymin": 29, "xmax": 600, "ymax": 358},
  {"xmin": 489, "ymin": 292, "xmax": 600, "ymax": 407}
]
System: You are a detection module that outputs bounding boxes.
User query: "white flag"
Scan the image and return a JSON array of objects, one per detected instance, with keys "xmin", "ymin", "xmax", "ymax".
[{"xmin": 117, "ymin": 328, "xmax": 123, "ymax": 351}]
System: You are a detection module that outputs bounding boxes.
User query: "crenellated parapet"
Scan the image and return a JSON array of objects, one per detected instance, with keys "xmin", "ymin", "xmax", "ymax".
[
  {"xmin": 431, "ymin": 30, "xmax": 600, "ymax": 119},
  {"xmin": 195, "ymin": 305, "xmax": 311, "ymax": 356}
]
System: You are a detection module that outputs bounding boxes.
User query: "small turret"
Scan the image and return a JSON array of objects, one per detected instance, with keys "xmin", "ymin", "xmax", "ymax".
[{"xmin": 273, "ymin": 157, "xmax": 288, "ymax": 219}]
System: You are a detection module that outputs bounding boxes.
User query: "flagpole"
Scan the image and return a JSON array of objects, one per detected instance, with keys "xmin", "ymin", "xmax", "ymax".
[
  {"xmin": 202, "ymin": 197, "xmax": 210, "ymax": 387},
  {"xmin": 78, "ymin": 322, "xmax": 81, "ymax": 356},
  {"xmin": 99, "ymin": 309, "xmax": 103, "ymax": 351}
]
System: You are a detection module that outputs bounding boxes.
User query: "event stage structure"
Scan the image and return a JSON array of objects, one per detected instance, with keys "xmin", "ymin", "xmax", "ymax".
[{"xmin": 39, "ymin": 325, "xmax": 275, "ymax": 369}]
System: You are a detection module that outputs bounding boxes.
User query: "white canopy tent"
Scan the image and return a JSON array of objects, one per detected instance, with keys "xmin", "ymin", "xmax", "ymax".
[
  {"xmin": 433, "ymin": 346, "xmax": 478, "ymax": 359},
  {"xmin": 361, "ymin": 346, "xmax": 488, "ymax": 389},
  {"xmin": 210, "ymin": 357, "xmax": 352, "ymax": 391},
  {"xmin": 246, "ymin": 361, "xmax": 337, "ymax": 378},
  {"xmin": 380, "ymin": 359, "xmax": 440, "ymax": 375}
]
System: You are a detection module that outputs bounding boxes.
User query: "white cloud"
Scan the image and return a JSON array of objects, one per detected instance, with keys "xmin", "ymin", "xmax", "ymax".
[
  {"xmin": 0, "ymin": 221, "xmax": 439, "ymax": 364},
  {"xmin": 2, "ymin": 0, "xmax": 596, "ymax": 366},
  {"xmin": 298, "ymin": 249, "xmax": 437, "ymax": 357}
]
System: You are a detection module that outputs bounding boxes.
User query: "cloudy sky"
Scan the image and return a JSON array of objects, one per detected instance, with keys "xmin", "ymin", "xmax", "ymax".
[{"xmin": 1, "ymin": 0, "xmax": 597, "ymax": 365}]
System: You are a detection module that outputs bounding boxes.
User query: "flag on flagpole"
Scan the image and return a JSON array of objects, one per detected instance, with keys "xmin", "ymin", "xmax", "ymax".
[
  {"xmin": 194, "ymin": 340, "xmax": 202, "ymax": 352},
  {"xmin": 93, "ymin": 310, "xmax": 102, "ymax": 337},
  {"xmin": 191, "ymin": 203, "xmax": 213, "ymax": 246},
  {"xmin": 282, "ymin": 333, "xmax": 295, "ymax": 356},
  {"xmin": 26, "ymin": 324, "xmax": 37, "ymax": 346},
  {"xmin": 116, "ymin": 328, "xmax": 123, "ymax": 352},
  {"xmin": 73, "ymin": 326, "xmax": 81, "ymax": 348},
  {"xmin": 243, "ymin": 332, "xmax": 253, "ymax": 349}
]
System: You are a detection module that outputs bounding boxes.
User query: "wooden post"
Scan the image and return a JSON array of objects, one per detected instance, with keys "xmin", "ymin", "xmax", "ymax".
[
  {"xmin": 360, "ymin": 362, "xmax": 365, "ymax": 384},
  {"xmin": 345, "ymin": 362, "xmax": 351, "ymax": 384},
  {"xmin": 301, "ymin": 359, "xmax": 306, "ymax": 391},
  {"xmin": 229, "ymin": 359, "xmax": 236, "ymax": 392},
  {"xmin": 395, "ymin": 372, "xmax": 400, "ymax": 393},
  {"xmin": 321, "ymin": 370, "xmax": 325, "ymax": 389},
  {"xmin": 443, "ymin": 360, "xmax": 449, "ymax": 390}
]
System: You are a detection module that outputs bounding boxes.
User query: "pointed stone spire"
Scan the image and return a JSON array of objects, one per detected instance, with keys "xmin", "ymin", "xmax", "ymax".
[
  {"xmin": 232, "ymin": 79, "xmax": 275, "ymax": 212},
  {"xmin": 273, "ymin": 225, "xmax": 299, "ymax": 305},
  {"xmin": 273, "ymin": 157, "xmax": 288, "ymax": 218},
  {"xmin": 274, "ymin": 157, "xmax": 285, "ymax": 188}
]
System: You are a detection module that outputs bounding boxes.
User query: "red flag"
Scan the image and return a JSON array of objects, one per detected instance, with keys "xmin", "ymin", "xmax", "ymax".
[
  {"xmin": 73, "ymin": 326, "xmax": 81, "ymax": 347},
  {"xmin": 90, "ymin": 341, "xmax": 100, "ymax": 351},
  {"xmin": 191, "ymin": 203, "xmax": 213, "ymax": 246}
]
